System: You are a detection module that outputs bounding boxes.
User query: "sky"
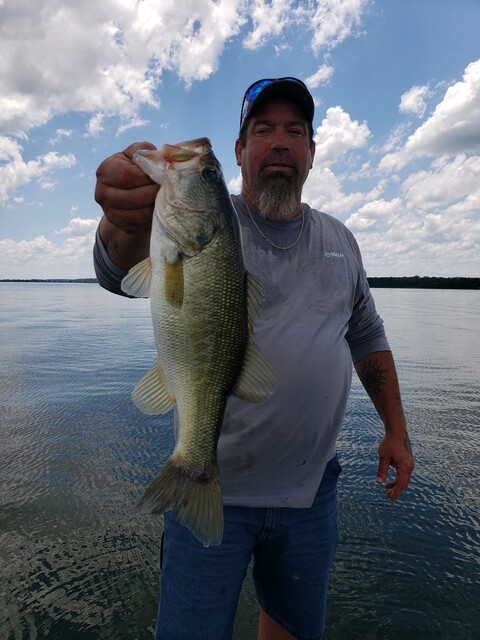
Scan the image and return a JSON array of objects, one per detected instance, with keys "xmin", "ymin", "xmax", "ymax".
[{"xmin": 0, "ymin": 0, "xmax": 479, "ymax": 279}]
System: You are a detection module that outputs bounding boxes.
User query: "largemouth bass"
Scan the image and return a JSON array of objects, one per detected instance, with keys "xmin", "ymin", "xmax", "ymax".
[{"xmin": 121, "ymin": 138, "xmax": 275, "ymax": 546}]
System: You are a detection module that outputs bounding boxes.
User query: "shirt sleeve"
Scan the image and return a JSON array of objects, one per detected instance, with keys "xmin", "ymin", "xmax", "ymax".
[
  {"xmin": 93, "ymin": 228, "xmax": 129, "ymax": 296},
  {"xmin": 345, "ymin": 233, "xmax": 391, "ymax": 362}
]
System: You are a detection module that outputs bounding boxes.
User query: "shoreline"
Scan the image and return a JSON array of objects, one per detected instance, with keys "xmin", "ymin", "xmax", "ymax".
[{"xmin": 1, "ymin": 277, "xmax": 479, "ymax": 289}]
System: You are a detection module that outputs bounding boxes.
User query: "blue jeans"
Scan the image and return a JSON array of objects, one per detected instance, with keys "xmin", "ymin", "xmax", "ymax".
[{"xmin": 155, "ymin": 455, "xmax": 341, "ymax": 640}]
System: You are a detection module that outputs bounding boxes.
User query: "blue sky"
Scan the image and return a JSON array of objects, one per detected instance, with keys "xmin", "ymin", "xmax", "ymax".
[{"xmin": 1, "ymin": 0, "xmax": 479, "ymax": 279}]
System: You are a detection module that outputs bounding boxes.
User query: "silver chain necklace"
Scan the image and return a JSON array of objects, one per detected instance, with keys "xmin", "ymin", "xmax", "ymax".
[{"xmin": 241, "ymin": 198, "xmax": 305, "ymax": 250}]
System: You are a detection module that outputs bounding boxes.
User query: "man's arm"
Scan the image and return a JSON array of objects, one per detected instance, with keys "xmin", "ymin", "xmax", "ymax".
[
  {"xmin": 94, "ymin": 142, "xmax": 159, "ymax": 271},
  {"xmin": 354, "ymin": 350, "xmax": 415, "ymax": 501}
]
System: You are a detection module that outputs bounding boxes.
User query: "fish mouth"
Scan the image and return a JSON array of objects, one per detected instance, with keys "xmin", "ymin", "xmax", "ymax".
[
  {"xmin": 161, "ymin": 139, "xmax": 211, "ymax": 167},
  {"xmin": 133, "ymin": 138, "xmax": 213, "ymax": 184},
  {"xmin": 168, "ymin": 137, "xmax": 212, "ymax": 155}
]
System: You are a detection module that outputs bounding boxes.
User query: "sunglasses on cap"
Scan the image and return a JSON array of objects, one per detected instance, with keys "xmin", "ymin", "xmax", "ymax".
[{"xmin": 239, "ymin": 77, "xmax": 313, "ymax": 130}]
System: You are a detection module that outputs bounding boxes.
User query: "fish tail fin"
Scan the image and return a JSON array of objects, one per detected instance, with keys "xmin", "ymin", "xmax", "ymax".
[{"xmin": 136, "ymin": 458, "xmax": 223, "ymax": 546}]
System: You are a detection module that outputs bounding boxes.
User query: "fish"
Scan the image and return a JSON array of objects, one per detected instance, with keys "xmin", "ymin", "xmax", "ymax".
[{"xmin": 121, "ymin": 137, "xmax": 275, "ymax": 546}]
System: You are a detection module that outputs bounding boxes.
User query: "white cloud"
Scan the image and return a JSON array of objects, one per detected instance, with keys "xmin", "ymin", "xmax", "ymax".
[
  {"xmin": 0, "ymin": 0, "xmax": 245, "ymax": 135},
  {"xmin": 307, "ymin": 61, "xmax": 334, "ymax": 88},
  {"xmin": 116, "ymin": 116, "xmax": 150, "ymax": 136},
  {"xmin": 310, "ymin": 0, "xmax": 370, "ymax": 53},
  {"xmin": 242, "ymin": 0, "xmax": 369, "ymax": 53},
  {"xmin": 406, "ymin": 59, "xmax": 480, "ymax": 155},
  {"xmin": 402, "ymin": 154, "xmax": 480, "ymax": 211},
  {"xmin": 86, "ymin": 114, "xmax": 107, "ymax": 137},
  {"xmin": 38, "ymin": 179, "xmax": 58, "ymax": 191},
  {"xmin": 0, "ymin": 236, "xmax": 96, "ymax": 279},
  {"xmin": 301, "ymin": 106, "xmax": 373, "ymax": 214},
  {"xmin": 313, "ymin": 106, "xmax": 371, "ymax": 166},
  {"xmin": 56, "ymin": 217, "xmax": 100, "ymax": 236},
  {"xmin": 380, "ymin": 123, "xmax": 411, "ymax": 154},
  {"xmin": 352, "ymin": 209, "xmax": 479, "ymax": 277},
  {"xmin": 346, "ymin": 197, "xmax": 404, "ymax": 233},
  {"xmin": 227, "ymin": 171, "xmax": 243, "ymax": 195},
  {"xmin": 0, "ymin": 136, "xmax": 22, "ymax": 161},
  {"xmin": 0, "ymin": 137, "xmax": 76, "ymax": 203},
  {"xmin": 304, "ymin": 165, "xmax": 358, "ymax": 214},
  {"xmin": 49, "ymin": 129, "xmax": 74, "ymax": 146},
  {"xmin": 0, "ymin": 216, "xmax": 101, "ymax": 279},
  {"xmin": 304, "ymin": 164, "xmax": 388, "ymax": 216},
  {"xmin": 0, "ymin": 1, "xmax": 372, "ymax": 137},
  {"xmin": 243, "ymin": 0, "xmax": 294, "ymax": 49},
  {"xmin": 343, "ymin": 152, "xmax": 480, "ymax": 277},
  {"xmin": 399, "ymin": 85, "xmax": 432, "ymax": 118},
  {"xmin": 274, "ymin": 43, "xmax": 292, "ymax": 55},
  {"xmin": 299, "ymin": 83, "xmax": 480, "ymax": 278},
  {"xmin": 380, "ymin": 59, "xmax": 480, "ymax": 171}
]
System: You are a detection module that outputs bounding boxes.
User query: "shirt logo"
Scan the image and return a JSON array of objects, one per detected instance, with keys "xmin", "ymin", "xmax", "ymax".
[{"xmin": 325, "ymin": 251, "xmax": 344, "ymax": 258}]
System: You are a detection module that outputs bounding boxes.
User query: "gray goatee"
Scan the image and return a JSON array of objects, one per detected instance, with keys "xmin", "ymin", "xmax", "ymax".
[{"xmin": 251, "ymin": 172, "xmax": 302, "ymax": 221}]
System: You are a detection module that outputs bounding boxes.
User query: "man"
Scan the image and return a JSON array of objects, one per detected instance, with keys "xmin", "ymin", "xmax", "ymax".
[{"xmin": 94, "ymin": 77, "xmax": 414, "ymax": 640}]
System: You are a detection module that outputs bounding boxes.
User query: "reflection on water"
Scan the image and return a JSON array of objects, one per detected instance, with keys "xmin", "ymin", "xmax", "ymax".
[{"xmin": 1, "ymin": 284, "xmax": 479, "ymax": 639}]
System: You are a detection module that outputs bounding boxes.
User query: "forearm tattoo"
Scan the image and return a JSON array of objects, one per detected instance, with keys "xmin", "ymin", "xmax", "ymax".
[{"xmin": 358, "ymin": 357, "xmax": 388, "ymax": 399}]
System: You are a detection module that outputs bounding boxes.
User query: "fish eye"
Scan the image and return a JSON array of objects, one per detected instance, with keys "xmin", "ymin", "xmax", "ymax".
[{"xmin": 202, "ymin": 166, "xmax": 218, "ymax": 181}]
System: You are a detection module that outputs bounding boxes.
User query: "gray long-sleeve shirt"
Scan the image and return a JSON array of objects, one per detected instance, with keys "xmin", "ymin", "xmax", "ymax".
[{"xmin": 93, "ymin": 195, "xmax": 390, "ymax": 507}]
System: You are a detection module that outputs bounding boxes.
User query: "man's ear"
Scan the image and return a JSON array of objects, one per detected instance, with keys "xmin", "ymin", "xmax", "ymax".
[{"xmin": 235, "ymin": 138, "xmax": 243, "ymax": 167}]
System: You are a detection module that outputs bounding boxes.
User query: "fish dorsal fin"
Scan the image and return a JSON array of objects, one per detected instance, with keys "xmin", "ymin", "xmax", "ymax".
[
  {"xmin": 121, "ymin": 257, "xmax": 152, "ymax": 298},
  {"xmin": 132, "ymin": 360, "xmax": 175, "ymax": 414},
  {"xmin": 232, "ymin": 271, "xmax": 275, "ymax": 402},
  {"xmin": 246, "ymin": 271, "xmax": 264, "ymax": 332},
  {"xmin": 231, "ymin": 338, "xmax": 276, "ymax": 403}
]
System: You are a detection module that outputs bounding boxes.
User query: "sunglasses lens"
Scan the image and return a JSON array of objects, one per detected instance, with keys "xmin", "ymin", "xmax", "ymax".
[
  {"xmin": 245, "ymin": 79, "xmax": 273, "ymax": 103},
  {"xmin": 241, "ymin": 77, "xmax": 308, "ymax": 125}
]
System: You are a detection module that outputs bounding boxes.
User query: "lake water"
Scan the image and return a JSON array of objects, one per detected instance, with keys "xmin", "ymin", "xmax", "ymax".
[{"xmin": 1, "ymin": 283, "xmax": 479, "ymax": 639}]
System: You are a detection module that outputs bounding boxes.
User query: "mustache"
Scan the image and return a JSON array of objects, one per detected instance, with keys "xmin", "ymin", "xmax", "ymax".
[{"xmin": 260, "ymin": 153, "xmax": 299, "ymax": 172}]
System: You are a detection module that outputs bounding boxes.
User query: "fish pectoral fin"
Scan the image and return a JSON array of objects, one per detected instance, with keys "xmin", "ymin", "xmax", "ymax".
[
  {"xmin": 132, "ymin": 360, "xmax": 175, "ymax": 414},
  {"xmin": 121, "ymin": 257, "xmax": 153, "ymax": 298},
  {"xmin": 246, "ymin": 271, "xmax": 264, "ymax": 332},
  {"xmin": 235, "ymin": 272, "xmax": 275, "ymax": 401},
  {"xmin": 231, "ymin": 339, "xmax": 276, "ymax": 403},
  {"xmin": 164, "ymin": 256, "xmax": 184, "ymax": 307},
  {"xmin": 136, "ymin": 458, "xmax": 223, "ymax": 547}
]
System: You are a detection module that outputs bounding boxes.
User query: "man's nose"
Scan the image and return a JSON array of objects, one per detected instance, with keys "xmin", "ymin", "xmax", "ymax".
[{"xmin": 271, "ymin": 130, "xmax": 290, "ymax": 150}]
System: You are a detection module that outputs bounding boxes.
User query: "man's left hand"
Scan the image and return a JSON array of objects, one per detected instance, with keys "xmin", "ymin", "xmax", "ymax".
[{"xmin": 376, "ymin": 433, "xmax": 415, "ymax": 500}]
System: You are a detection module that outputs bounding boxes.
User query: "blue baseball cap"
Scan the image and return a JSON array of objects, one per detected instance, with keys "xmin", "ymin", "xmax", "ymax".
[{"xmin": 239, "ymin": 77, "xmax": 315, "ymax": 132}]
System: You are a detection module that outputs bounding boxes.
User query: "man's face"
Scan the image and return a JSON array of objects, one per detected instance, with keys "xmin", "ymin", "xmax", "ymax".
[{"xmin": 235, "ymin": 97, "xmax": 315, "ymax": 219}]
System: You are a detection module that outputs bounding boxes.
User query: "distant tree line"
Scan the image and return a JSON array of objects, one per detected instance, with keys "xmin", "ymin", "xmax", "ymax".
[
  {"xmin": 367, "ymin": 276, "xmax": 479, "ymax": 290},
  {"xmin": 0, "ymin": 278, "xmax": 98, "ymax": 283},
  {"xmin": 1, "ymin": 276, "xmax": 479, "ymax": 289}
]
